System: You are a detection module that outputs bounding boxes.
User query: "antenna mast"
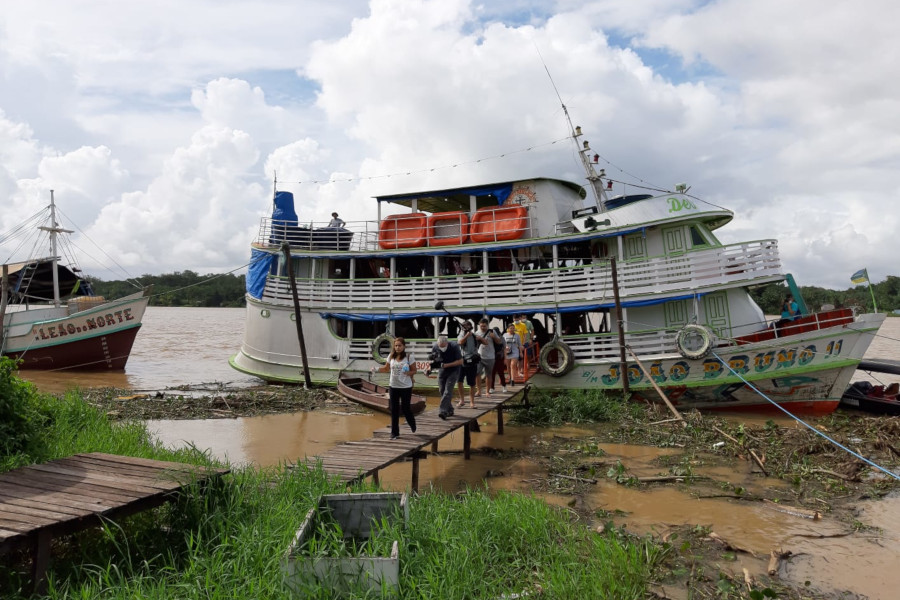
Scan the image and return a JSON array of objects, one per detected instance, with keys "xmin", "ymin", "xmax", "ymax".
[
  {"xmin": 535, "ymin": 45, "xmax": 609, "ymax": 211},
  {"xmin": 562, "ymin": 105, "xmax": 608, "ymax": 211}
]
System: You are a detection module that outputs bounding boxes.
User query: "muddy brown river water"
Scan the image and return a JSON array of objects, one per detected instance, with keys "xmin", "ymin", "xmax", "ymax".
[{"xmin": 19, "ymin": 307, "xmax": 900, "ymax": 599}]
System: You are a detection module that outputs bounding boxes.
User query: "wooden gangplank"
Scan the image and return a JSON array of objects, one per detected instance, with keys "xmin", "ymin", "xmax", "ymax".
[
  {"xmin": 0, "ymin": 452, "xmax": 229, "ymax": 592},
  {"xmin": 307, "ymin": 386, "xmax": 528, "ymax": 491}
]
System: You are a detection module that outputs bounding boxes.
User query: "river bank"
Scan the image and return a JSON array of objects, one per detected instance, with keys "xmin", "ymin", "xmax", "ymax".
[{"xmin": 76, "ymin": 383, "xmax": 900, "ymax": 599}]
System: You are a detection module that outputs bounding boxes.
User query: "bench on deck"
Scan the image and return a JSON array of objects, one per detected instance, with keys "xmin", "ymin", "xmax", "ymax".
[{"xmin": 0, "ymin": 452, "xmax": 229, "ymax": 592}]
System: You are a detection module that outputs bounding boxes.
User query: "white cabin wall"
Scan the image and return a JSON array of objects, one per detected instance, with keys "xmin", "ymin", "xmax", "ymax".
[
  {"xmin": 523, "ymin": 179, "xmax": 586, "ymax": 238},
  {"xmin": 722, "ymin": 290, "xmax": 767, "ymax": 337}
]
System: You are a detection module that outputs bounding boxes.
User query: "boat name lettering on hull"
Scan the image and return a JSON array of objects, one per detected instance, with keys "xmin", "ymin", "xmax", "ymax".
[
  {"xmin": 586, "ymin": 343, "xmax": 833, "ymax": 387},
  {"xmin": 33, "ymin": 308, "xmax": 134, "ymax": 341}
]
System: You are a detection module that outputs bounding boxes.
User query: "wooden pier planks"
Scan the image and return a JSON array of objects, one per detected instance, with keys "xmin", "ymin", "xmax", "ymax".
[
  {"xmin": 306, "ymin": 386, "xmax": 525, "ymax": 490},
  {"xmin": 0, "ymin": 452, "xmax": 229, "ymax": 592}
]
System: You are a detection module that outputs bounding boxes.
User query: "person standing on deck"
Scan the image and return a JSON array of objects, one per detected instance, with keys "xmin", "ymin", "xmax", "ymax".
[
  {"xmin": 328, "ymin": 212, "xmax": 345, "ymax": 228},
  {"xmin": 456, "ymin": 320, "xmax": 483, "ymax": 408},
  {"xmin": 475, "ymin": 318, "xmax": 500, "ymax": 397},
  {"xmin": 371, "ymin": 337, "xmax": 417, "ymax": 439},
  {"xmin": 427, "ymin": 335, "xmax": 463, "ymax": 419},
  {"xmin": 503, "ymin": 324, "xmax": 522, "ymax": 385}
]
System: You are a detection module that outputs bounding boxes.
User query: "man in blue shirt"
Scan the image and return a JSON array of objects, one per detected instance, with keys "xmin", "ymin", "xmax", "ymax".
[{"xmin": 427, "ymin": 335, "xmax": 464, "ymax": 419}]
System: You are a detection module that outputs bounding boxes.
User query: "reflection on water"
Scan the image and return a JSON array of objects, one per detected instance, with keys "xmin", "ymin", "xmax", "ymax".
[{"xmin": 19, "ymin": 306, "xmax": 261, "ymax": 394}]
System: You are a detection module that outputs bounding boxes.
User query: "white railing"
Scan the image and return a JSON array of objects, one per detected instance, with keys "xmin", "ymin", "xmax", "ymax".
[
  {"xmin": 261, "ymin": 240, "xmax": 781, "ymax": 310},
  {"xmin": 347, "ymin": 327, "xmax": 680, "ymax": 363},
  {"xmin": 256, "ymin": 209, "xmax": 531, "ymax": 252}
]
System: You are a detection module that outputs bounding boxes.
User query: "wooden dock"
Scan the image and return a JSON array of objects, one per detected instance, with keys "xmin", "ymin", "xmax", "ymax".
[
  {"xmin": 0, "ymin": 452, "xmax": 229, "ymax": 591},
  {"xmin": 306, "ymin": 385, "xmax": 528, "ymax": 491}
]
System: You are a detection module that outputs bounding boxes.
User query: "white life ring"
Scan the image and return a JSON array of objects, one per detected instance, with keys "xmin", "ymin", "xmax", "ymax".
[
  {"xmin": 539, "ymin": 339, "xmax": 576, "ymax": 377},
  {"xmin": 371, "ymin": 333, "xmax": 395, "ymax": 364},
  {"xmin": 675, "ymin": 324, "xmax": 714, "ymax": 360}
]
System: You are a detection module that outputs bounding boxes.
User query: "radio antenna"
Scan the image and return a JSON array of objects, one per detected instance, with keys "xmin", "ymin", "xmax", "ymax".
[{"xmin": 534, "ymin": 43, "xmax": 608, "ymax": 210}]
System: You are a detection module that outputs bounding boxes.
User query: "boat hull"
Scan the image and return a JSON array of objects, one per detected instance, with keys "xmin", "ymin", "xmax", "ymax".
[
  {"xmin": 2, "ymin": 291, "xmax": 149, "ymax": 371},
  {"xmin": 231, "ymin": 301, "xmax": 884, "ymax": 414}
]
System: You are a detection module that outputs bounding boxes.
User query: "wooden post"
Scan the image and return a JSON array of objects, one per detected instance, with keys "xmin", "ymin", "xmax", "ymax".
[
  {"xmin": 610, "ymin": 257, "xmax": 630, "ymax": 395},
  {"xmin": 372, "ymin": 470, "xmax": 379, "ymax": 486},
  {"xmin": 463, "ymin": 423, "xmax": 471, "ymax": 460},
  {"xmin": 497, "ymin": 405, "xmax": 504, "ymax": 435},
  {"xmin": 0, "ymin": 264, "xmax": 8, "ymax": 352},
  {"xmin": 626, "ymin": 346, "xmax": 682, "ymax": 421},
  {"xmin": 281, "ymin": 242, "xmax": 312, "ymax": 388},
  {"xmin": 32, "ymin": 528, "xmax": 52, "ymax": 594},
  {"xmin": 411, "ymin": 456, "xmax": 420, "ymax": 494}
]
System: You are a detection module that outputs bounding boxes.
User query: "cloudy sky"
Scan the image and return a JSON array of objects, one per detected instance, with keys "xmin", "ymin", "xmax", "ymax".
[{"xmin": 1, "ymin": 0, "xmax": 897, "ymax": 289}]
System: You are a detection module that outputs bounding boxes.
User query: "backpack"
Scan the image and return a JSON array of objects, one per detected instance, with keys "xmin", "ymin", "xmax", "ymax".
[{"xmin": 493, "ymin": 331, "xmax": 506, "ymax": 360}]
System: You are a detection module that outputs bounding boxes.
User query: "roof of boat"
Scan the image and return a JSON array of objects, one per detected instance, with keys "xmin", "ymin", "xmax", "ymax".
[{"xmin": 375, "ymin": 177, "xmax": 586, "ymax": 213}]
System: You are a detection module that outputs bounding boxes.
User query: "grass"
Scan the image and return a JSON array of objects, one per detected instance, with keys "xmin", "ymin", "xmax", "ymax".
[
  {"xmin": 511, "ymin": 388, "xmax": 645, "ymax": 426},
  {"xmin": 1, "ymin": 367, "xmax": 662, "ymax": 599}
]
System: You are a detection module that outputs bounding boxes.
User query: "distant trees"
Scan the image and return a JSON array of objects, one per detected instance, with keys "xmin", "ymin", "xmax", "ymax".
[
  {"xmin": 87, "ymin": 271, "xmax": 246, "ymax": 307},
  {"xmin": 751, "ymin": 277, "xmax": 900, "ymax": 315}
]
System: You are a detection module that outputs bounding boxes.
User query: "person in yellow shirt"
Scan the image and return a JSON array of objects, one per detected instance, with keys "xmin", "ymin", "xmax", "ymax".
[{"xmin": 514, "ymin": 315, "xmax": 530, "ymax": 372}]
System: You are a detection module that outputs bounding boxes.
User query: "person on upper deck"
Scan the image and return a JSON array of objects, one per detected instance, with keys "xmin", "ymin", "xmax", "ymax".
[
  {"xmin": 775, "ymin": 295, "xmax": 800, "ymax": 330},
  {"xmin": 327, "ymin": 212, "xmax": 345, "ymax": 228}
]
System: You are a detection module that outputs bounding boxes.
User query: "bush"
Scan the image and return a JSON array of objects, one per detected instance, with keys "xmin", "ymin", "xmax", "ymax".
[{"xmin": 0, "ymin": 357, "xmax": 42, "ymax": 462}]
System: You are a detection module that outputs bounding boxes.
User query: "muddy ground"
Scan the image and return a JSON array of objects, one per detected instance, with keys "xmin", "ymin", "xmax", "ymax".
[{"xmin": 81, "ymin": 385, "xmax": 900, "ymax": 599}]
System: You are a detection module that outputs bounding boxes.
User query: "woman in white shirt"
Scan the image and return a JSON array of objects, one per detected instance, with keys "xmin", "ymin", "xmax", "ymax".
[
  {"xmin": 503, "ymin": 324, "xmax": 522, "ymax": 385},
  {"xmin": 372, "ymin": 337, "xmax": 417, "ymax": 439}
]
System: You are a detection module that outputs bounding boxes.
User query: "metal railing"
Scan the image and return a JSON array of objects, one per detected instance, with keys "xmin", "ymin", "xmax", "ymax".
[{"xmin": 260, "ymin": 239, "xmax": 782, "ymax": 310}]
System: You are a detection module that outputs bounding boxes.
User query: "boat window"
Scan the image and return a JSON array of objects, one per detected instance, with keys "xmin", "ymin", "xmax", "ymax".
[
  {"xmin": 556, "ymin": 309, "xmax": 610, "ymax": 336},
  {"xmin": 328, "ymin": 259, "xmax": 351, "ymax": 279},
  {"xmin": 439, "ymin": 254, "xmax": 480, "ymax": 275},
  {"xmin": 689, "ymin": 226, "xmax": 708, "ymax": 248},
  {"xmin": 396, "ymin": 256, "xmax": 431, "ymax": 278},
  {"xmin": 394, "ymin": 317, "xmax": 434, "ymax": 340}
]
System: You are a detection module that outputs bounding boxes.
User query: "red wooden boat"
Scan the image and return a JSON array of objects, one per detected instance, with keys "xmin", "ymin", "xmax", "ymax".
[{"xmin": 337, "ymin": 375, "xmax": 427, "ymax": 415}]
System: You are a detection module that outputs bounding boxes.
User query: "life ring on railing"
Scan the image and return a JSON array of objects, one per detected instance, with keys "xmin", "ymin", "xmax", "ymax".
[
  {"xmin": 539, "ymin": 339, "xmax": 576, "ymax": 377},
  {"xmin": 371, "ymin": 333, "xmax": 395, "ymax": 364},
  {"xmin": 674, "ymin": 324, "xmax": 714, "ymax": 360}
]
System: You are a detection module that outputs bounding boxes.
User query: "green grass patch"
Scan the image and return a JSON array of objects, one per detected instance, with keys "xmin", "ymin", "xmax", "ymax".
[
  {"xmin": 511, "ymin": 388, "xmax": 644, "ymax": 426},
  {"xmin": 0, "ymin": 365, "xmax": 661, "ymax": 599}
]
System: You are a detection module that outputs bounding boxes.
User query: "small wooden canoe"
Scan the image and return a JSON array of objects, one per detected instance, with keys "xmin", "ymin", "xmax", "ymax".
[{"xmin": 337, "ymin": 376, "xmax": 427, "ymax": 415}]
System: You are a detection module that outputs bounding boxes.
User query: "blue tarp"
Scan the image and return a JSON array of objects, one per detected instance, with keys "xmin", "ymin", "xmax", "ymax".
[
  {"xmin": 272, "ymin": 191, "xmax": 298, "ymax": 224},
  {"xmin": 377, "ymin": 183, "xmax": 514, "ymax": 206},
  {"xmin": 247, "ymin": 248, "xmax": 276, "ymax": 299}
]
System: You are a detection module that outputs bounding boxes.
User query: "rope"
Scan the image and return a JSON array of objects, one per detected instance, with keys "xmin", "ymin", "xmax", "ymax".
[
  {"xmin": 145, "ymin": 253, "xmax": 269, "ymax": 301},
  {"xmin": 282, "ymin": 136, "xmax": 571, "ymax": 185},
  {"xmin": 711, "ymin": 350, "xmax": 900, "ymax": 482}
]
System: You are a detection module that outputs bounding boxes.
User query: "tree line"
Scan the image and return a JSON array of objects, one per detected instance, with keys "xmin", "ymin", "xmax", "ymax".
[
  {"xmin": 751, "ymin": 276, "xmax": 900, "ymax": 315},
  {"xmin": 86, "ymin": 269, "xmax": 900, "ymax": 314},
  {"xmin": 87, "ymin": 271, "xmax": 246, "ymax": 307}
]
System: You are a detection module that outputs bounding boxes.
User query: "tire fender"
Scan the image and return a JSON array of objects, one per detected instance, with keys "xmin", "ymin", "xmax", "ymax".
[
  {"xmin": 674, "ymin": 324, "xmax": 714, "ymax": 360},
  {"xmin": 539, "ymin": 339, "xmax": 576, "ymax": 377},
  {"xmin": 371, "ymin": 333, "xmax": 394, "ymax": 364}
]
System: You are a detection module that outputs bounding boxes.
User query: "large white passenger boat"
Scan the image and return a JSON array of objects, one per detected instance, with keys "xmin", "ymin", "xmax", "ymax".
[{"xmin": 230, "ymin": 128, "xmax": 884, "ymax": 414}]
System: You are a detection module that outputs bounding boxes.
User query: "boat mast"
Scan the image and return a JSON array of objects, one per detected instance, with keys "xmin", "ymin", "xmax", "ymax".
[
  {"xmin": 37, "ymin": 190, "xmax": 73, "ymax": 308},
  {"xmin": 562, "ymin": 104, "xmax": 609, "ymax": 212}
]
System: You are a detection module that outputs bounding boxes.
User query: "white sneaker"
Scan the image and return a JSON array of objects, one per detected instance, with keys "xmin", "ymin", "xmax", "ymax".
[
  {"xmin": 488, "ymin": 388, "xmax": 495, "ymax": 394},
  {"xmin": 501, "ymin": 386, "xmax": 508, "ymax": 393}
]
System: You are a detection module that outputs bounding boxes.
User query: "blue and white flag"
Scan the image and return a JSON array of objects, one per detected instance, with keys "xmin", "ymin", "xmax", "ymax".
[{"xmin": 850, "ymin": 268, "xmax": 869, "ymax": 284}]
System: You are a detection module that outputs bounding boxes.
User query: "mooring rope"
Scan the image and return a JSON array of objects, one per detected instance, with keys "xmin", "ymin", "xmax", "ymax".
[{"xmin": 711, "ymin": 350, "xmax": 900, "ymax": 482}]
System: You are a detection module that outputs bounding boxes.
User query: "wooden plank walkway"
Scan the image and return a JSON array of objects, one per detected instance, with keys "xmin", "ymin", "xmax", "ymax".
[
  {"xmin": 305, "ymin": 385, "xmax": 529, "ymax": 491},
  {"xmin": 0, "ymin": 452, "xmax": 229, "ymax": 592}
]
